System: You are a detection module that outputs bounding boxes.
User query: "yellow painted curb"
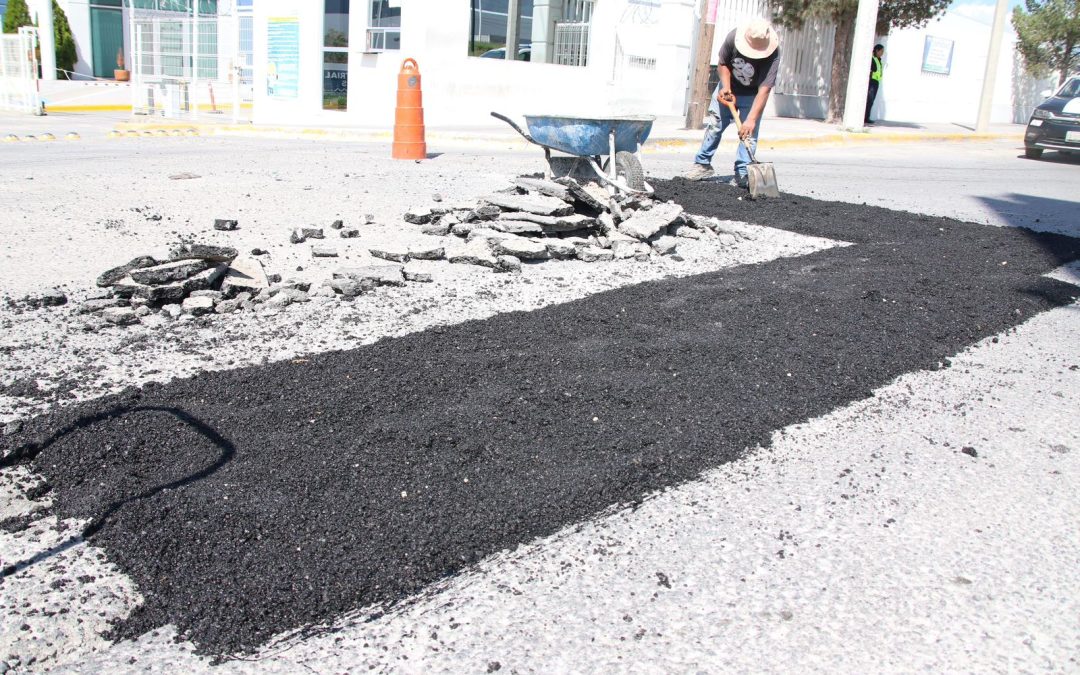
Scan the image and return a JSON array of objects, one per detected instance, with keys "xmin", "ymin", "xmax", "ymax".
[
  {"xmin": 45, "ymin": 104, "xmax": 132, "ymax": 113},
  {"xmin": 110, "ymin": 119, "xmax": 1023, "ymax": 150},
  {"xmin": 45, "ymin": 103, "xmax": 252, "ymax": 113}
]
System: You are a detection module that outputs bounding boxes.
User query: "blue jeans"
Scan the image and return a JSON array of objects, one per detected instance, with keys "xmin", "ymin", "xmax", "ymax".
[{"xmin": 693, "ymin": 89, "xmax": 760, "ymax": 177}]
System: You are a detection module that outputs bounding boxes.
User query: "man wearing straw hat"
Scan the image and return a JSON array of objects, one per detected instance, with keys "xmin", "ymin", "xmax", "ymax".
[{"xmin": 683, "ymin": 18, "xmax": 780, "ymax": 188}]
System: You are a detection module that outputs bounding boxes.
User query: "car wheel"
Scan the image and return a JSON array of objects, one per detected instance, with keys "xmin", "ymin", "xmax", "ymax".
[{"xmin": 1024, "ymin": 147, "xmax": 1043, "ymax": 159}]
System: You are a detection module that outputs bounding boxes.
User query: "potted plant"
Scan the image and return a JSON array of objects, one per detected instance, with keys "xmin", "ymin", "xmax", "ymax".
[{"xmin": 114, "ymin": 47, "xmax": 130, "ymax": 81}]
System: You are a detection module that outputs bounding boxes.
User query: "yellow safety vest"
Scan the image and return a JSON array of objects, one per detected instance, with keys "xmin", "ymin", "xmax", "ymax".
[{"xmin": 871, "ymin": 56, "xmax": 883, "ymax": 82}]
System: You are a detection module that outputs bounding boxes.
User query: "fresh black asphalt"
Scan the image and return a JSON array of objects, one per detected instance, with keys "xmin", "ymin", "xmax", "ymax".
[{"xmin": 2, "ymin": 181, "xmax": 1078, "ymax": 654}]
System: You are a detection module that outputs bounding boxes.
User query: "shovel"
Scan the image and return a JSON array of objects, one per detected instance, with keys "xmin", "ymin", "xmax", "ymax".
[{"xmin": 721, "ymin": 97, "xmax": 780, "ymax": 199}]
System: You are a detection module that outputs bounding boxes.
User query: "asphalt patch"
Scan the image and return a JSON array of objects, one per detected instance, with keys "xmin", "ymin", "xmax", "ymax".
[{"xmin": 2, "ymin": 182, "xmax": 1078, "ymax": 655}]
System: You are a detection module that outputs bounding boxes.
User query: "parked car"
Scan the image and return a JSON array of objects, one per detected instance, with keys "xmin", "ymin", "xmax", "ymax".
[
  {"xmin": 1023, "ymin": 75, "xmax": 1080, "ymax": 159},
  {"xmin": 480, "ymin": 46, "xmax": 532, "ymax": 62}
]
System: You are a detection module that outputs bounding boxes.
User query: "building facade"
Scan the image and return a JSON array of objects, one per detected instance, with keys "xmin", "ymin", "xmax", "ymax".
[
  {"xmin": 251, "ymin": 0, "xmax": 696, "ymax": 127},
  {"xmin": 9, "ymin": 0, "xmax": 1048, "ymax": 126}
]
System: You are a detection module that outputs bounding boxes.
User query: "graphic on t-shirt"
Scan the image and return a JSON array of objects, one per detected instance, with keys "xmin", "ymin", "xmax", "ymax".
[{"xmin": 731, "ymin": 57, "xmax": 755, "ymax": 87}]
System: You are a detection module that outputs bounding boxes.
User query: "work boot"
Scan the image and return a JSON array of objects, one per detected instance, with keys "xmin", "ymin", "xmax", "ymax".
[
  {"xmin": 682, "ymin": 164, "xmax": 715, "ymax": 181},
  {"xmin": 728, "ymin": 174, "xmax": 749, "ymax": 189}
]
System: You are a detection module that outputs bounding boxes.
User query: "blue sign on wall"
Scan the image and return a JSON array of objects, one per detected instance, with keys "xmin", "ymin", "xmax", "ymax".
[
  {"xmin": 267, "ymin": 16, "xmax": 300, "ymax": 99},
  {"xmin": 921, "ymin": 35, "xmax": 954, "ymax": 76}
]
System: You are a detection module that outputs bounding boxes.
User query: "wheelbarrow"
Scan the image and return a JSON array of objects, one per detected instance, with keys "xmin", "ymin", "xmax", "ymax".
[{"xmin": 491, "ymin": 112, "xmax": 655, "ymax": 194}]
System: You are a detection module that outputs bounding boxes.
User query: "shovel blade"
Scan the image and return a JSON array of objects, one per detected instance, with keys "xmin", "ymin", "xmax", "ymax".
[{"xmin": 747, "ymin": 162, "xmax": 780, "ymax": 199}]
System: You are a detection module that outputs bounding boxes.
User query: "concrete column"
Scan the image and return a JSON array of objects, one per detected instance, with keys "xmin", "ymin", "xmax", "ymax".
[
  {"xmin": 841, "ymin": 0, "xmax": 879, "ymax": 130},
  {"xmin": 975, "ymin": 0, "xmax": 1009, "ymax": 132},
  {"xmin": 505, "ymin": 0, "xmax": 520, "ymax": 61},
  {"xmin": 32, "ymin": 0, "xmax": 58, "ymax": 80},
  {"xmin": 531, "ymin": 0, "xmax": 562, "ymax": 65}
]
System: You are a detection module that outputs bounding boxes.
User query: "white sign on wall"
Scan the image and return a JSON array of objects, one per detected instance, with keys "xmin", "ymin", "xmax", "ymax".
[{"xmin": 921, "ymin": 35, "xmax": 954, "ymax": 75}]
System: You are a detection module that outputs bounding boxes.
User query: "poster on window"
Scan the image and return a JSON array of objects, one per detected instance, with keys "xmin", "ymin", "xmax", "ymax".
[
  {"xmin": 267, "ymin": 16, "xmax": 300, "ymax": 99},
  {"xmin": 921, "ymin": 36, "xmax": 954, "ymax": 75}
]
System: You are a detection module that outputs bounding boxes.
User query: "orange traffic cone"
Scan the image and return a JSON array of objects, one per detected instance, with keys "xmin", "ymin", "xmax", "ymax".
[{"xmin": 392, "ymin": 58, "xmax": 427, "ymax": 160}]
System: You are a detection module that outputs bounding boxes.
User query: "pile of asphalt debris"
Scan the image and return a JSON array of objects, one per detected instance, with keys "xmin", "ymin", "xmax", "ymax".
[
  {"xmin": 401, "ymin": 176, "xmax": 745, "ymax": 271},
  {"xmin": 48, "ymin": 179, "xmax": 751, "ymax": 331},
  {"xmin": 80, "ymin": 238, "xmax": 425, "ymax": 331}
]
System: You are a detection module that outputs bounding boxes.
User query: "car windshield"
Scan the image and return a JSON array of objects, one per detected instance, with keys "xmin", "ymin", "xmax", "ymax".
[{"xmin": 1058, "ymin": 78, "xmax": 1080, "ymax": 98}]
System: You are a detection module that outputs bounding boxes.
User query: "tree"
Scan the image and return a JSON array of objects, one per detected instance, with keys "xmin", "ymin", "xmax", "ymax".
[
  {"xmin": 2, "ymin": 0, "xmax": 32, "ymax": 34},
  {"xmin": 53, "ymin": 0, "xmax": 77, "ymax": 78},
  {"xmin": 771, "ymin": 0, "xmax": 951, "ymax": 122},
  {"xmin": 1013, "ymin": 0, "xmax": 1080, "ymax": 86},
  {"xmin": 2, "ymin": 0, "xmax": 78, "ymax": 78}
]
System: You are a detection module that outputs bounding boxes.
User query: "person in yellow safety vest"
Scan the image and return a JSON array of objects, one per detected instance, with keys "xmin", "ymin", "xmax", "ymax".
[{"xmin": 865, "ymin": 44, "xmax": 884, "ymax": 125}]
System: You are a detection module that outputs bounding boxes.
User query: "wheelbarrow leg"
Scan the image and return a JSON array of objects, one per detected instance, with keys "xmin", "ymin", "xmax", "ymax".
[
  {"xmin": 637, "ymin": 142, "xmax": 655, "ymax": 194},
  {"xmin": 607, "ymin": 130, "xmax": 618, "ymax": 193}
]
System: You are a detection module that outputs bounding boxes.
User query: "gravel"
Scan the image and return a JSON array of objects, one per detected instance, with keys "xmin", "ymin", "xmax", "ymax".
[{"xmin": 2, "ymin": 180, "xmax": 1076, "ymax": 656}]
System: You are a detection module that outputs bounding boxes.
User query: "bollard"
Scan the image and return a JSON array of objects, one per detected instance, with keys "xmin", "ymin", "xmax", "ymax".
[{"xmin": 392, "ymin": 58, "xmax": 427, "ymax": 160}]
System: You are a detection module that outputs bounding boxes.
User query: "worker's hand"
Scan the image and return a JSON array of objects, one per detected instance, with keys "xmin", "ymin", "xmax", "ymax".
[
  {"xmin": 739, "ymin": 117, "xmax": 756, "ymax": 140},
  {"xmin": 717, "ymin": 89, "xmax": 734, "ymax": 105}
]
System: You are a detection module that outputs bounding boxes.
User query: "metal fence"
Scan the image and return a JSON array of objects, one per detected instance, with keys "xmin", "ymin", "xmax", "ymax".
[
  {"xmin": 553, "ymin": 21, "xmax": 590, "ymax": 67},
  {"xmin": 0, "ymin": 28, "xmax": 42, "ymax": 115},
  {"xmin": 710, "ymin": 0, "xmax": 835, "ymax": 99},
  {"xmin": 130, "ymin": 11, "xmax": 253, "ymax": 122}
]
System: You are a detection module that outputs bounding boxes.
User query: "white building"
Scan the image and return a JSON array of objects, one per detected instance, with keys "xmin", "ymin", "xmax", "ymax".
[
  {"xmin": 867, "ymin": 4, "xmax": 1053, "ymax": 125},
  {"xmin": 251, "ymin": 0, "xmax": 697, "ymax": 128},
  {"xmin": 16, "ymin": 0, "xmax": 1044, "ymax": 126},
  {"xmin": 247, "ymin": 0, "xmax": 1044, "ymax": 129}
]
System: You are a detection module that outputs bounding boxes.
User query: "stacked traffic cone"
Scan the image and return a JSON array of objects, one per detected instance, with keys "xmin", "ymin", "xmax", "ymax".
[{"xmin": 392, "ymin": 58, "xmax": 427, "ymax": 160}]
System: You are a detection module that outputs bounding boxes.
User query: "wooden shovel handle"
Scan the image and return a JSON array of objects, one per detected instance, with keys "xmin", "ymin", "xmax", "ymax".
[
  {"xmin": 719, "ymin": 96, "xmax": 758, "ymax": 163},
  {"xmin": 720, "ymin": 95, "xmax": 743, "ymax": 130}
]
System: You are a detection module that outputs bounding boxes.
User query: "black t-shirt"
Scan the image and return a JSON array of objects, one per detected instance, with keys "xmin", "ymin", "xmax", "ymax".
[{"xmin": 718, "ymin": 28, "xmax": 780, "ymax": 96}]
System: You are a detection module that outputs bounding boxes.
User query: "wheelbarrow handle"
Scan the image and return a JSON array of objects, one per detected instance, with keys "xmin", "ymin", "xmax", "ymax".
[
  {"xmin": 719, "ymin": 98, "xmax": 759, "ymax": 164},
  {"xmin": 490, "ymin": 111, "xmax": 536, "ymax": 144}
]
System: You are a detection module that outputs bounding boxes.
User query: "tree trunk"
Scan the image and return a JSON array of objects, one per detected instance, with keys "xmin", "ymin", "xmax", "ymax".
[
  {"xmin": 827, "ymin": 9, "xmax": 858, "ymax": 123},
  {"xmin": 1061, "ymin": 39, "xmax": 1075, "ymax": 86}
]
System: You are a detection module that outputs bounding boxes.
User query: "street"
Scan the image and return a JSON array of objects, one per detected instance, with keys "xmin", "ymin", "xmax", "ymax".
[{"xmin": 0, "ymin": 135, "xmax": 1077, "ymax": 673}]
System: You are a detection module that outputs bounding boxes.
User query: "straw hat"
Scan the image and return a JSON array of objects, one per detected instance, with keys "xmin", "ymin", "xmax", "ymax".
[{"xmin": 735, "ymin": 18, "xmax": 779, "ymax": 59}]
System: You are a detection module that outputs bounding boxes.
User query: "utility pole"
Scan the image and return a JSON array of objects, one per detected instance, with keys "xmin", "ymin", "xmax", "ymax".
[
  {"xmin": 841, "ymin": 0, "xmax": 880, "ymax": 130},
  {"xmin": 975, "ymin": 0, "xmax": 1009, "ymax": 132},
  {"xmin": 684, "ymin": 0, "xmax": 717, "ymax": 130}
]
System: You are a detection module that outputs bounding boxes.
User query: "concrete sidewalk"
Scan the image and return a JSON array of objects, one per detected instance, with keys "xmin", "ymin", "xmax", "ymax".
[{"xmin": 1, "ymin": 107, "xmax": 1025, "ymax": 151}]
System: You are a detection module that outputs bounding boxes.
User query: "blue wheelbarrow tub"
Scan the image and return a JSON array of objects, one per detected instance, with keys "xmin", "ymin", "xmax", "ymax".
[{"xmin": 523, "ymin": 115, "xmax": 655, "ymax": 157}]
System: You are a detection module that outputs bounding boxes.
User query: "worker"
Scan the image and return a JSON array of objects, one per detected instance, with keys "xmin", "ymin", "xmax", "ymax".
[
  {"xmin": 866, "ymin": 44, "xmax": 884, "ymax": 125},
  {"xmin": 683, "ymin": 17, "xmax": 780, "ymax": 188}
]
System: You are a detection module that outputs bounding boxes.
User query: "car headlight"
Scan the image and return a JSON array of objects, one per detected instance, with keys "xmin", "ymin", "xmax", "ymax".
[{"xmin": 1032, "ymin": 109, "xmax": 1051, "ymax": 119}]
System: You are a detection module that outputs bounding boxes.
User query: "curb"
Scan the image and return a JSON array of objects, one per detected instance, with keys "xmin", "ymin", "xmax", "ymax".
[
  {"xmin": 44, "ymin": 104, "xmax": 131, "ymax": 113},
  {"xmin": 43, "ymin": 104, "xmax": 253, "ymax": 113},
  {"xmin": 112, "ymin": 119, "xmax": 1024, "ymax": 151}
]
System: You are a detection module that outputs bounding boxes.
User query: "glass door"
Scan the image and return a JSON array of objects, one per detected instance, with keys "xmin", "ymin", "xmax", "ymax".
[{"xmin": 90, "ymin": 5, "xmax": 125, "ymax": 79}]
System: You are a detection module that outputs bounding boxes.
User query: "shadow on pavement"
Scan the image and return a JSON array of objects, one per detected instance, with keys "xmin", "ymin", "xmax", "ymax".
[
  {"xmin": 976, "ymin": 192, "xmax": 1080, "ymax": 239},
  {"xmin": 0, "ymin": 405, "xmax": 235, "ymax": 579}
]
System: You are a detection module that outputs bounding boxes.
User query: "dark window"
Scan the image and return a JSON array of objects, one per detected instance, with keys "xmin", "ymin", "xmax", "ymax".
[
  {"xmin": 325, "ymin": 0, "xmax": 350, "ymax": 48},
  {"xmin": 324, "ymin": 0, "xmax": 349, "ymax": 110}
]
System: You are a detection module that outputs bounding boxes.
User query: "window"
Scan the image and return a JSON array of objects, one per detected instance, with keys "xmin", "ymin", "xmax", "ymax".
[
  {"xmin": 130, "ymin": 0, "xmax": 218, "ymax": 12},
  {"xmin": 323, "ymin": 0, "xmax": 349, "ymax": 110},
  {"xmin": 468, "ymin": 0, "xmax": 591, "ymax": 67},
  {"xmin": 367, "ymin": 0, "xmax": 401, "ymax": 51},
  {"xmin": 469, "ymin": 0, "xmax": 533, "ymax": 59}
]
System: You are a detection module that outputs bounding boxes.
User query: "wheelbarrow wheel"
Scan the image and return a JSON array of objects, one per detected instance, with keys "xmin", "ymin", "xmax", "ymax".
[{"xmin": 604, "ymin": 151, "xmax": 645, "ymax": 192}]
